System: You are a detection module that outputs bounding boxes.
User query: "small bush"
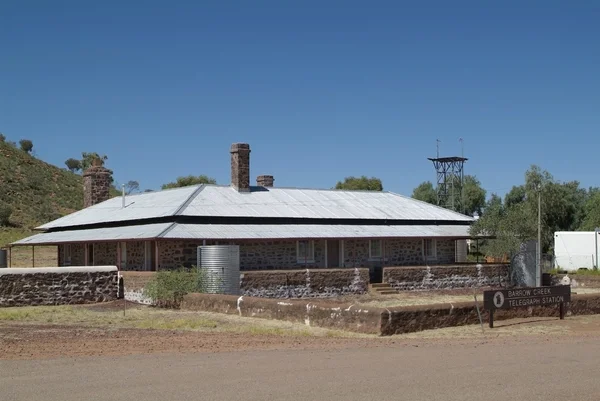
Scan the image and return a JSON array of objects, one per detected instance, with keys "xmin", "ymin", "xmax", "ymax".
[
  {"xmin": 19, "ymin": 139, "xmax": 34, "ymax": 153},
  {"xmin": 0, "ymin": 133, "xmax": 5, "ymax": 142},
  {"xmin": 0, "ymin": 203, "xmax": 12, "ymax": 226},
  {"xmin": 144, "ymin": 267, "xmax": 211, "ymax": 308}
]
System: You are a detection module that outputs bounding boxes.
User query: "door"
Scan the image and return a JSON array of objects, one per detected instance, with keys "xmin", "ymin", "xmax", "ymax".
[
  {"xmin": 86, "ymin": 244, "xmax": 94, "ymax": 266},
  {"xmin": 327, "ymin": 240, "xmax": 340, "ymax": 268}
]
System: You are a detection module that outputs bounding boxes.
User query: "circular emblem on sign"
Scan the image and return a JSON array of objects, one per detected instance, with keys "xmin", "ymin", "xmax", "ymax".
[{"xmin": 493, "ymin": 291, "xmax": 505, "ymax": 308}]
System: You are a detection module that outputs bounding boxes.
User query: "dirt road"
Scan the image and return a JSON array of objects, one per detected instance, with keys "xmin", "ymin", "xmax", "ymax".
[
  {"xmin": 2, "ymin": 335, "xmax": 599, "ymax": 401},
  {"xmin": 3, "ymin": 306, "xmax": 600, "ymax": 400}
]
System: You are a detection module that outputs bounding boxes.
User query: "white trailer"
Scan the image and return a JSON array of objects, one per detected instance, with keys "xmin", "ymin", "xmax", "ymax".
[{"xmin": 554, "ymin": 231, "xmax": 600, "ymax": 271}]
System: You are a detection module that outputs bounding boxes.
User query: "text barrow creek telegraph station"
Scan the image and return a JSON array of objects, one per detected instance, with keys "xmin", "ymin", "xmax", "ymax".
[
  {"xmin": 505, "ymin": 288, "xmax": 566, "ymax": 307},
  {"xmin": 483, "ymin": 285, "xmax": 571, "ymax": 311}
]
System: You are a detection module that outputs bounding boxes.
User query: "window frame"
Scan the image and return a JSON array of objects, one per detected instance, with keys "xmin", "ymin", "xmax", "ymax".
[
  {"xmin": 296, "ymin": 240, "xmax": 315, "ymax": 264},
  {"xmin": 369, "ymin": 239, "xmax": 383, "ymax": 259},
  {"xmin": 423, "ymin": 238, "xmax": 437, "ymax": 261}
]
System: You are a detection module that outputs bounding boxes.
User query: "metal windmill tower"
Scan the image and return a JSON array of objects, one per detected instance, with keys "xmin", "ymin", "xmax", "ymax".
[{"xmin": 428, "ymin": 139, "xmax": 467, "ymax": 213}]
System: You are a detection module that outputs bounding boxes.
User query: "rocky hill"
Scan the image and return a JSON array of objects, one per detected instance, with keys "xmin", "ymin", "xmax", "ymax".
[{"xmin": 0, "ymin": 140, "xmax": 85, "ymax": 246}]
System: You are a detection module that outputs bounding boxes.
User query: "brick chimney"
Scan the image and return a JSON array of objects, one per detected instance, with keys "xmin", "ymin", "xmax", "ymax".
[
  {"xmin": 230, "ymin": 143, "xmax": 251, "ymax": 192},
  {"xmin": 83, "ymin": 158, "xmax": 112, "ymax": 208},
  {"xmin": 256, "ymin": 175, "xmax": 274, "ymax": 187}
]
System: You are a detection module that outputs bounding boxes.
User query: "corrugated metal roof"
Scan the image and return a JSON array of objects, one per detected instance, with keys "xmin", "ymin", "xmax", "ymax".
[
  {"xmin": 13, "ymin": 222, "xmax": 472, "ymax": 245},
  {"xmin": 13, "ymin": 223, "xmax": 173, "ymax": 245},
  {"xmin": 163, "ymin": 223, "xmax": 473, "ymax": 239},
  {"xmin": 37, "ymin": 185, "xmax": 473, "ymax": 230}
]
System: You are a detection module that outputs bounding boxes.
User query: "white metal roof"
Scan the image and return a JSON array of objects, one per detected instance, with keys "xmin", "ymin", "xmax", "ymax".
[
  {"xmin": 37, "ymin": 185, "xmax": 473, "ymax": 230},
  {"xmin": 13, "ymin": 223, "xmax": 172, "ymax": 245},
  {"xmin": 13, "ymin": 222, "xmax": 472, "ymax": 245},
  {"xmin": 37, "ymin": 185, "xmax": 199, "ymax": 230}
]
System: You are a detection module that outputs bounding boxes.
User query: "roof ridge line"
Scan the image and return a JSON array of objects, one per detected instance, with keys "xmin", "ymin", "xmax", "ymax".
[
  {"xmin": 174, "ymin": 185, "xmax": 206, "ymax": 216},
  {"xmin": 157, "ymin": 222, "xmax": 178, "ymax": 238}
]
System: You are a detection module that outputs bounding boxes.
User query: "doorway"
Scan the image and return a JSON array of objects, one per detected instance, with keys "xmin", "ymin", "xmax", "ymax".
[
  {"xmin": 86, "ymin": 244, "xmax": 94, "ymax": 266},
  {"xmin": 327, "ymin": 240, "xmax": 340, "ymax": 268}
]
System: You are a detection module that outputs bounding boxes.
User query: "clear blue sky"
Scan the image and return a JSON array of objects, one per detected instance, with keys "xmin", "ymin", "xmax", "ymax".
[{"xmin": 1, "ymin": 1, "xmax": 599, "ymax": 197}]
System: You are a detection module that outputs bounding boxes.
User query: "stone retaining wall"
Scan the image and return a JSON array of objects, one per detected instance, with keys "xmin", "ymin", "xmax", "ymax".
[
  {"xmin": 240, "ymin": 268, "xmax": 369, "ymax": 298},
  {"xmin": 380, "ymin": 292, "xmax": 600, "ymax": 335},
  {"xmin": 383, "ymin": 264, "xmax": 509, "ymax": 291},
  {"xmin": 0, "ymin": 266, "xmax": 118, "ymax": 307},
  {"xmin": 182, "ymin": 292, "xmax": 600, "ymax": 336},
  {"xmin": 182, "ymin": 293, "xmax": 381, "ymax": 334}
]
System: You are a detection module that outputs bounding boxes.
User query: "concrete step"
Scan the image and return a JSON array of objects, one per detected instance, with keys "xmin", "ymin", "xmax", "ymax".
[{"xmin": 371, "ymin": 283, "xmax": 392, "ymax": 289}]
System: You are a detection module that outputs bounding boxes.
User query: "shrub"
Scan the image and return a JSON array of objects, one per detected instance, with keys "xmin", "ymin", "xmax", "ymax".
[
  {"xmin": 0, "ymin": 203, "xmax": 12, "ymax": 226},
  {"xmin": 0, "ymin": 133, "xmax": 5, "ymax": 142},
  {"xmin": 19, "ymin": 139, "xmax": 34, "ymax": 153},
  {"xmin": 144, "ymin": 267, "xmax": 211, "ymax": 308}
]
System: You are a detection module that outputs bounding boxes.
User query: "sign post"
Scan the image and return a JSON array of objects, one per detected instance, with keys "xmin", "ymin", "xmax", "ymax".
[{"xmin": 483, "ymin": 285, "xmax": 571, "ymax": 328}]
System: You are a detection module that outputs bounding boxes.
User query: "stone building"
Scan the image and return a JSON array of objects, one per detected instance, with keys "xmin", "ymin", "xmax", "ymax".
[{"xmin": 12, "ymin": 143, "xmax": 476, "ymax": 278}]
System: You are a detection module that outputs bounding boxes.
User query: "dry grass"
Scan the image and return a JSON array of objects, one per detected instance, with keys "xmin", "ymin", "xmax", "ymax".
[
  {"xmin": 3, "ymin": 246, "xmax": 57, "ymax": 267},
  {"xmin": 0, "ymin": 303, "xmax": 365, "ymax": 338}
]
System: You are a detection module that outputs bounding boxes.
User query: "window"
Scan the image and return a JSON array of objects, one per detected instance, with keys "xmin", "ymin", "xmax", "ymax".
[
  {"xmin": 296, "ymin": 240, "xmax": 315, "ymax": 263},
  {"xmin": 64, "ymin": 244, "xmax": 72, "ymax": 266},
  {"xmin": 369, "ymin": 239, "xmax": 382, "ymax": 259},
  {"xmin": 423, "ymin": 239, "xmax": 437, "ymax": 261}
]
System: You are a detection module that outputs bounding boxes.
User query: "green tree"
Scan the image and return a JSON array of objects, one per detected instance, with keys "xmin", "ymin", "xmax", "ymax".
[
  {"xmin": 462, "ymin": 175, "xmax": 487, "ymax": 216},
  {"xmin": 125, "ymin": 180, "xmax": 140, "ymax": 195},
  {"xmin": 471, "ymin": 165, "xmax": 586, "ymax": 257},
  {"xmin": 0, "ymin": 133, "xmax": 5, "ymax": 142},
  {"xmin": 19, "ymin": 139, "xmax": 33, "ymax": 153},
  {"xmin": 580, "ymin": 189, "xmax": 600, "ymax": 231},
  {"xmin": 411, "ymin": 181, "xmax": 437, "ymax": 204},
  {"xmin": 64, "ymin": 158, "xmax": 82, "ymax": 173},
  {"xmin": 335, "ymin": 176, "xmax": 383, "ymax": 191},
  {"xmin": 161, "ymin": 175, "xmax": 217, "ymax": 189}
]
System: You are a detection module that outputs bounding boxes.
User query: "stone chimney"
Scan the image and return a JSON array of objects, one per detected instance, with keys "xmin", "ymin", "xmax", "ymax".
[
  {"xmin": 256, "ymin": 175, "xmax": 274, "ymax": 187},
  {"xmin": 83, "ymin": 158, "xmax": 112, "ymax": 208},
  {"xmin": 230, "ymin": 143, "xmax": 251, "ymax": 192}
]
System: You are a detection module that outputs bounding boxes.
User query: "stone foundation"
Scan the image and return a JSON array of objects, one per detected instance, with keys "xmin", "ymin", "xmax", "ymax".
[
  {"xmin": 383, "ymin": 264, "xmax": 509, "ymax": 291},
  {"xmin": 0, "ymin": 266, "xmax": 118, "ymax": 307},
  {"xmin": 240, "ymin": 268, "xmax": 369, "ymax": 298}
]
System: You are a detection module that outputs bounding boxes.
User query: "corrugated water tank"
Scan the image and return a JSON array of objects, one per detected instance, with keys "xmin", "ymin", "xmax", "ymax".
[{"xmin": 197, "ymin": 245, "xmax": 240, "ymax": 295}]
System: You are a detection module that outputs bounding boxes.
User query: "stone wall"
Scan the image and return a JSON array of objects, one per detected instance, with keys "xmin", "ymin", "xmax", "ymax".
[
  {"xmin": 182, "ymin": 291, "xmax": 600, "ymax": 336},
  {"xmin": 383, "ymin": 264, "xmax": 509, "ymax": 291},
  {"xmin": 0, "ymin": 266, "xmax": 118, "ymax": 307},
  {"xmin": 56, "ymin": 238, "xmax": 458, "ymax": 271},
  {"xmin": 94, "ymin": 242, "xmax": 117, "ymax": 266},
  {"xmin": 124, "ymin": 241, "xmax": 145, "ymax": 271},
  {"xmin": 182, "ymin": 293, "xmax": 382, "ymax": 334},
  {"xmin": 240, "ymin": 268, "xmax": 369, "ymax": 298},
  {"xmin": 380, "ymin": 292, "xmax": 600, "ymax": 336}
]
